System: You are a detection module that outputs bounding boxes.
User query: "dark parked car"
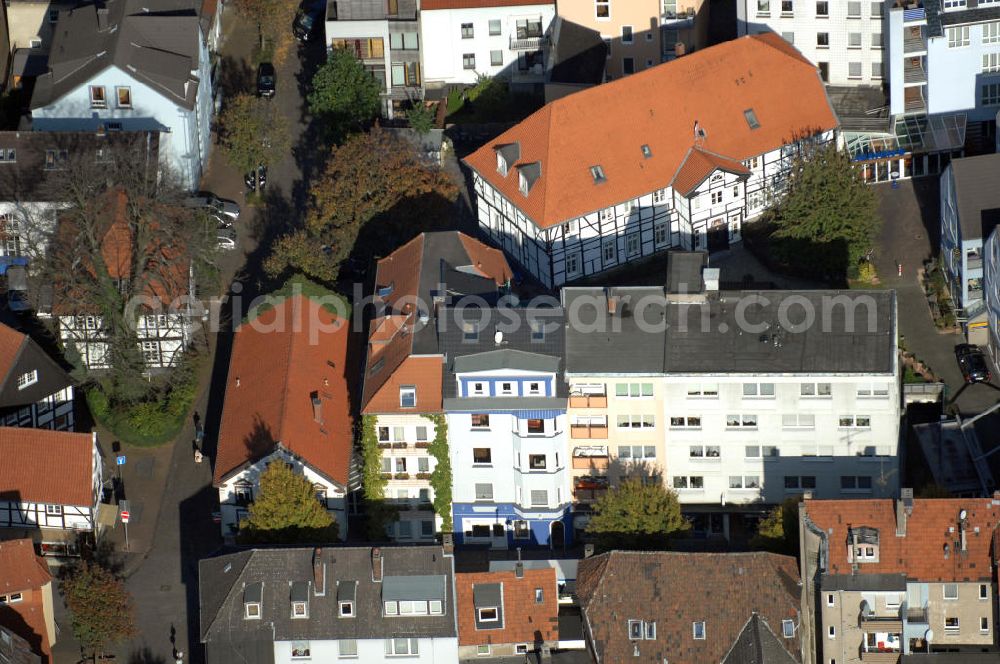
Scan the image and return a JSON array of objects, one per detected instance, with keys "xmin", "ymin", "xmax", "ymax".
[
  {"xmin": 956, "ymin": 343, "xmax": 992, "ymax": 384},
  {"xmin": 257, "ymin": 62, "xmax": 275, "ymax": 97},
  {"xmin": 293, "ymin": 10, "xmax": 318, "ymax": 40}
]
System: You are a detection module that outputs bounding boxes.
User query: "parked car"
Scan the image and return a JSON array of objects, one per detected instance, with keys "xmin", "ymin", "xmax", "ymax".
[
  {"xmin": 956, "ymin": 343, "xmax": 992, "ymax": 384},
  {"xmin": 217, "ymin": 229, "xmax": 237, "ymax": 251},
  {"xmin": 257, "ymin": 63, "xmax": 275, "ymax": 97},
  {"xmin": 184, "ymin": 193, "xmax": 240, "ymax": 221},
  {"xmin": 293, "ymin": 9, "xmax": 318, "ymax": 41}
]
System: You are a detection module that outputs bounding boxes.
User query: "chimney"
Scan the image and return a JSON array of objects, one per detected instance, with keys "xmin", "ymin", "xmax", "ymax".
[
  {"xmin": 313, "ymin": 548, "xmax": 326, "ymax": 596},
  {"xmin": 959, "ymin": 509, "xmax": 968, "ymax": 552},
  {"xmin": 607, "ymin": 293, "xmax": 619, "ymax": 315},
  {"xmin": 675, "ymin": 42, "xmax": 687, "ymax": 58},
  {"xmin": 895, "ymin": 499, "xmax": 907, "ymax": 537},
  {"xmin": 97, "ymin": 4, "xmax": 109, "ymax": 30},
  {"xmin": 584, "ymin": 543, "xmax": 595, "ymax": 558},
  {"xmin": 442, "ymin": 533, "xmax": 454, "ymax": 555},
  {"xmin": 901, "ymin": 487, "xmax": 914, "ymax": 516},
  {"xmin": 372, "ymin": 547, "xmax": 383, "ymax": 582},
  {"xmin": 311, "ymin": 391, "xmax": 322, "ymax": 423},
  {"xmin": 515, "ymin": 561, "xmax": 524, "ymax": 579}
]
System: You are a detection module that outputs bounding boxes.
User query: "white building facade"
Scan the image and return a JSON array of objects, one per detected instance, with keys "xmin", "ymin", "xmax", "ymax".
[
  {"xmin": 738, "ymin": 0, "xmax": 886, "ymax": 85},
  {"xmin": 215, "ymin": 447, "xmax": 348, "ymax": 541},
  {"xmin": 374, "ymin": 412, "xmax": 441, "ymax": 542},
  {"xmin": 419, "ymin": 0, "xmax": 555, "ymax": 90},
  {"xmin": 273, "ymin": 636, "xmax": 458, "ymax": 663}
]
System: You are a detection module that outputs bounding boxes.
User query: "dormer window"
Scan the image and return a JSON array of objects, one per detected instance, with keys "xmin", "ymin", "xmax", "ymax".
[
  {"xmin": 495, "ymin": 142, "xmax": 520, "ymax": 176},
  {"xmin": 498, "ymin": 152, "xmax": 508, "ymax": 175},
  {"xmin": 847, "ymin": 526, "xmax": 880, "ymax": 563},
  {"xmin": 400, "ymin": 386, "xmax": 416, "ymax": 408},
  {"xmin": 590, "ymin": 165, "xmax": 607, "ymax": 183},
  {"xmin": 339, "ymin": 600, "xmax": 355, "ymax": 617},
  {"xmin": 290, "ymin": 581, "xmax": 309, "ymax": 619},
  {"xmin": 244, "ymin": 582, "xmax": 263, "ymax": 620},
  {"xmin": 782, "ymin": 619, "xmax": 795, "ymax": 638},
  {"xmin": 744, "ymin": 108, "xmax": 760, "ymax": 129},
  {"xmin": 517, "ymin": 161, "xmax": 541, "ymax": 197},
  {"xmin": 16, "ymin": 370, "xmax": 37, "ymax": 390},
  {"xmin": 463, "ymin": 322, "xmax": 479, "ymax": 342},
  {"xmin": 519, "ymin": 171, "xmax": 529, "ymax": 195},
  {"xmin": 338, "ymin": 580, "xmax": 357, "ymax": 617},
  {"xmin": 245, "ymin": 602, "xmax": 261, "ymax": 619}
]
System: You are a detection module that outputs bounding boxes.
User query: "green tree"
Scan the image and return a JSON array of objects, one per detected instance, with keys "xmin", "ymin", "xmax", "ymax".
[
  {"xmin": 764, "ymin": 141, "xmax": 881, "ymax": 281},
  {"xmin": 585, "ymin": 478, "xmax": 689, "ymax": 549},
  {"xmin": 230, "ymin": 0, "xmax": 297, "ymax": 61},
  {"xmin": 308, "ymin": 48, "xmax": 382, "ymax": 140},
  {"xmin": 750, "ymin": 497, "xmax": 801, "ymax": 555},
  {"xmin": 406, "ymin": 102, "xmax": 436, "ymax": 134},
  {"xmin": 61, "ymin": 561, "xmax": 135, "ymax": 661},
  {"xmin": 265, "ymin": 128, "xmax": 457, "ymax": 283},
  {"xmin": 239, "ymin": 461, "xmax": 339, "ymax": 543},
  {"xmin": 219, "ymin": 93, "xmax": 290, "ymax": 177}
]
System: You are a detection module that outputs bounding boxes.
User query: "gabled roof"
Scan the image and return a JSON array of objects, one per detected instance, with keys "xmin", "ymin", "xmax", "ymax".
[
  {"xmin": 577, "ymin": 551, "xmax": 802, "ymax": 664},
  {"xmin": 803, "ymin": 498, "xmax": 1000, "ymax": 582},
  {"xmin": 0, "ymin": 539, "xmax": 51, "ymax": 595},
  {"xmin": 722, "ymin": 614, "xmax": 799, "ymax": 664},
  {"xmin": 0, "ymin": 427, "xmax": 94, "ymax": 505},
  {"xmin": 199, "ymin": 546, "xmax": 457, "ymax": 655},
  {"xmin": 455, "ymin": 567, "xmax": 558, "ymax": 646},
  {"xmin": 0, "ymin": 322, "xmax": 73, "ymax": 411},
  {"xmin": 361, "ymin": 231, "xmax": 511, "ymax": 415},
  {"xmin": 464, "ymin": 33, "xmax": 838, "ymax": 229},
  {"xmin": 31, "ymin": 0, "xmax": 203, "ymax": 110},
  {"xmin": 453, "ymin": 348, "xmax": 560, "ymax": 374},
  {"xmin": 672, "ymin": 146, "xmax": 752, "ymax": 197},
  {"xmin": 213, "ymin": 294, "xmax": 353, "ymax": 486}
]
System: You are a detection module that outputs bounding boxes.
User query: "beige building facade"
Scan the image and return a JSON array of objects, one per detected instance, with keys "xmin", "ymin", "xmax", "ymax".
[{"xmin": 554, "ymin": 0, "xmax": 708, "ymax": 79}]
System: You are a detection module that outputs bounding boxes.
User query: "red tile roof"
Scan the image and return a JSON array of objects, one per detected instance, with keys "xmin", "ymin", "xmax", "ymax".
[
  {"xmin": 672, "ymin": 146, "xmax": 752, "ymax": 196},
  {"xmin": 0, "ymin": 540, "xmax": 50, "ymax": 595},
  {"xmin": 577, "ymin": 551, "xmax": 802, "ymax": 664},
  {"xmin": 361, "ymin": 232, "xmax": 508, "ymax": 415},
  {"xmin": 0, "ymin": 428, "xmax": 95, "ymax": 505},
  {"xmin": 464, "ymin": 33, "xmax": 838, "ymax": 229},
  {"xmin": 804, "ymin": 498, "xmax": 1000, "ymax": 581},
  {"xmin": 0, "ymin": 324, "xmax": 27, "ymax": 385},
  {"xmin": 214, "ymin": 294, "xmax": 353, "ymax": 486},
  {"xmin": 422, "ymin": 0, "xmax": 552, "ymax": 8},
  {"xmin": 455, "ymin": 568, "xmax": 559, "ymax": 647}
]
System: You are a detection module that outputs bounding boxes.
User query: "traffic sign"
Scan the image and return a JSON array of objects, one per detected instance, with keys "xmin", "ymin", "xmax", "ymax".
[
  {"xmin": 120, "ymin": 510, "xmax": 130, "ymax": 523},
  {"xmin": 116, "ymin": 455, "xmax": 127, "ymax": 466}
]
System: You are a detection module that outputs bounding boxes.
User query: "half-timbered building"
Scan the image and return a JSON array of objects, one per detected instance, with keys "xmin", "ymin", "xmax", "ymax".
[
  {"xmin": 51, "ymin": 189, "xmax": 195, "ymax": 372},
  {"xmin": 0, "ymin": 428, "xmax": 103, "ymax": 555},
  {"xmin": 0, "ymin": 322, "xmax": 74, "ymax": 431},
  {"xmin": 463, "ymin": 33, "xmax": 840, "ymax": 288},
  {"xmin": 214, "ymin": 293, "xmax": 354, "ymax": 541}
]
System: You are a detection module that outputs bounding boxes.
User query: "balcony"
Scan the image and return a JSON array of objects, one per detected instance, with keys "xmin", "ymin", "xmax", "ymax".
[
  {"xmin": 904, "ymin": 59, "xmax": 926, "ymax": 84},
  {"xmin": 903, "ymin": 35, "xmax": 926, "ymax": 53},
  {"xmin": 860, "ymin": 652, "xmax": 900, "ymax": 664},
  {"xmin": 967, "ymin": 253, "xmax": 983, "ymax": 271},
  {"xmin": 569, "ymin": 394, "xmax": 607, "ymax": 408},
  {"xmin": 902, "ymin": 5, "xmax": 926, "ymax": 22},
  {"xmin": 510, "ymin": 34, "xmax": 548, "ymax": 50},
  {"xmin": 570, "ymin": 424, "xmax": 608, "ymax": 439},
  {"xmin": 572, "ymin": 446, "xmax": 609, "ymax": 470},
  {"xmin": 574, "ymin": 476, "xmax": 609, "ymax": 502},
  {"xmin": 905, "ymin": 606, "xmax": 928, "ymax": 624},
  {"xmin": 860, "ymin": 617, "xmax": 903, "ymax": 632},
  {"xmin": 903, "ymin": 87, "xmax": 926, "ymax": 113}
]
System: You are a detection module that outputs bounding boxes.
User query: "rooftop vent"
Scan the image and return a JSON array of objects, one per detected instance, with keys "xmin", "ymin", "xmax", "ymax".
[
  {"xmin": 311, "ymin": 391, "xmax": 322, "ymax": 423},
  {"xmin": 372, "ymin": 547, "xmax": 383, "ymax": 583},
  {"xmin": 694, "ymin": 121, "xmax": 707, "ymax": 142},
  {"xmin": 590, "ymin": 165, "xmax": 606, "ymax": 184},
  {"xmin": 744, "ymin": 108, "xmax": 760, "ymax": 130},
  {"xmin": 641, "ymin": 144, "xmax": 652, "ymax": 159}
]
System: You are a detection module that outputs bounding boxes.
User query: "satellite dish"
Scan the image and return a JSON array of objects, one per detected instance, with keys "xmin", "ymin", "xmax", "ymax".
[
  {"xmin": 960, "ymin": 509, "xmax": 968, "ymax": 521},
  {"xmin": 925, "ymin": 629, "xmax": 934, "ymax": 642},
  {"xmin": 494, "ymin": 330, "xmax": 503, "ymax": 345}
]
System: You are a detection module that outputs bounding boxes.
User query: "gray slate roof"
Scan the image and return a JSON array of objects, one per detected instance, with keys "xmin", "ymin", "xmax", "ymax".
[
  {"xmin": 31, "ymin": 0, "xmax": 203, "ymax": 110},
  {"xmin": 949, "ymin": 153, "xmax": 1000, "ymax": 241},
  {"xmin": 563, "ymin": 287, "xmax": 895, "ymax": 375},
  {"xmin": 819, "ymin": 572, "xmax": 907, "ymax": 592},
  {"xmin": 200, "ymin": 546, "xmax": 457, "ymax": 660},
  {"xmin": 722, "ymin": 614, "xmax": 799, "ymax": 664},
  {"xmin": 438, "ymin": 305, "xmax": 567, "ymax": 400}
]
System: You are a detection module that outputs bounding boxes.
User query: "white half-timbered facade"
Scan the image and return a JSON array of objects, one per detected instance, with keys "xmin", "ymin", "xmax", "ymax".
[
  {"xmin": 0, "ymin": 428, "xmax": 103, "ymax": 553},
  {"xmin": 463, "ymin": 33, "xmax": 839, "ymax": 288},
  {"xmin": 58, "ymin": 309, "xmax": 193, "ymax": 372},
  {"xmin": 0, "ymin": 322, "xmax": 75, "ymax": 431}
]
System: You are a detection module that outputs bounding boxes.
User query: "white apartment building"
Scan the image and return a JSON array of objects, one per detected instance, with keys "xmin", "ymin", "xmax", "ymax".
[
  {"xmin": 420, "ymin": 0, "xmax": 555, "ymax": 91},
  {"xmin": 440, "ymin": 311, "xmax": 573, "ymax": 550},
  {"xmin": 562, "ymin": 271, "xmax": 901, "ymax": 540},
  {"xmin": 888, "ymin": 0, "xmax": 1000, "ymax": 127},
  {"xmin": 738, "ymin": 0, "xmax": 886, "ymax": 85},
  {"xmin": 464, "ymin": 33, "xmax": 838, "ymax": 288}
]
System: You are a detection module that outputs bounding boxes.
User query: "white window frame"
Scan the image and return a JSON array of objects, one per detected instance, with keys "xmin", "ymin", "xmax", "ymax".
[
  {"xmin": 693, "ymin": 621, "xmax": 706, "ymax": 639},
  {"xmin": 478, "ymin": 607, "xmax": 500, "ymax": 622},
  {"xmin": 16, "ymin": 370, "xmax": 38, "ymax": 390},
  {"xmin": 399, "ymin": 385, "xmax": 416, "ymax": 408},
  {"xmin": 595, "ymin": 0, "xmax": 611, "ymax": 19},
  {"xmin": 948, "ymin": 26, "xmax": 970, "ymax": 48}
]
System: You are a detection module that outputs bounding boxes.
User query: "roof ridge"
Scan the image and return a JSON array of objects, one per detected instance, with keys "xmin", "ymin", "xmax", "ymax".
[{"xmin": 273, "ymin": 296, "xmax": 298, "ymax": 449}]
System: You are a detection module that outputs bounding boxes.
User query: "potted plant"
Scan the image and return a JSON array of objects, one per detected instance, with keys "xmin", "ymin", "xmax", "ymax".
[{"xmin": 395, "ymin": 473, "xmax": 410, "ymax": 480}]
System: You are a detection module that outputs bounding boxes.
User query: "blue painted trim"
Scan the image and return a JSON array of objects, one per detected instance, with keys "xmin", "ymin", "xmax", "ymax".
[
  {"xmin": 458, "ymin": 376, "xmax": 555, "ymax": 398},
  {"xmin": 452, "ymin": 502, "xmax": 574, "ymax": 548}
]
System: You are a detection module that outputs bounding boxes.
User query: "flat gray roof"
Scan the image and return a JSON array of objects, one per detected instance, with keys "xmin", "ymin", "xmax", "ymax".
[{"xmin": 949, "ymin": 153, "xmax": 1000, "ymax": 241}]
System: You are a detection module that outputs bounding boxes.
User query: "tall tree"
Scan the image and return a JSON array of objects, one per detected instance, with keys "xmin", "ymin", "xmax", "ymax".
[
  {"xmin": 764, "ymin": 141, "xmax": 881, "ymax": 280},
  {"xmin": 32, "ymin": 138, "xmax": 214, "ymax": 403},
  {"xmin": 240, "ymin": 461, "xmax": 340, "ymax": 543},
  {"xmin": 308, "ymin": 48, "xmax": 382, "ymax": 140},
  {"xmin": 230, "ymin": 0, "xmax": 298, "ymax": 62},
  {"xmin": 61, "ymin": 561, "xmax": 136, "ymax": 662},
  {"xmin": 265, "ymin": 128, "xmax": 458, "ymax": 283},
  {"xmin": 585, "ymin": 478, "xmax": 689, "ymax": 549},
  {"xmin": 218, "ymin": 93, "xmax": 290, "ymax": 177},
  {"xmin": 750, "ymin": 497, "xmax": 801, "ymax": 555}
]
